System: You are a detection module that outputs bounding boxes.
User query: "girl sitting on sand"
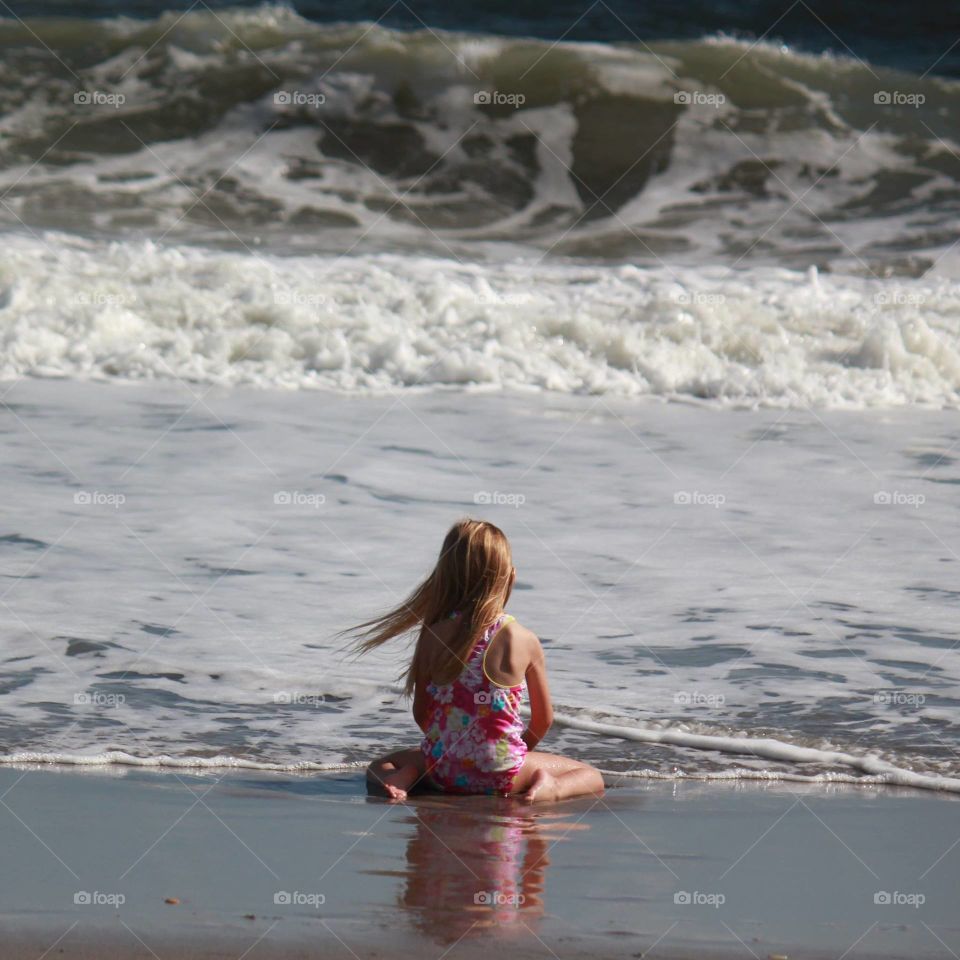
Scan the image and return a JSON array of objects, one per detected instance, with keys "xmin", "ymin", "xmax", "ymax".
[{"xmin": 350, "ymin": 518, "xmax": 605, "ymax": 804}]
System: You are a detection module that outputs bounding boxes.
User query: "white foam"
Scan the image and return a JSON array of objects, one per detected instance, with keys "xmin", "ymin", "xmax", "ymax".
[
  {"xmin": 0, "ymin": 751, "xmax": 366, "ymax": 772},
  {"xmin": 1, "ymin": 234, "xmax": 959, "ymax": 407},
  {"xmin": 598, "ymin": 768, "xmax": 955, "ymax": 794},
  {"xmin": 2, "ymin": 738, "xmax": 955, "ymax": 796},
  {"xmin": 552, "ymin": 714, "xmax": 960, "ymax": 794}
]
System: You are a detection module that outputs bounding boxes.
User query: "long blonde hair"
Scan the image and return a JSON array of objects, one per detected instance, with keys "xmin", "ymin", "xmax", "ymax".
[{"xmin": 347, "ymin": 519, "xmax": 514, "ymax": 695}]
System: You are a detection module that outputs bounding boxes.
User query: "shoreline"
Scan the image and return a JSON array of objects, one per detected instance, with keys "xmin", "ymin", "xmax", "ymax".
[
  {"xmin": 2, "ymin": 766, "xmax": 957, "ymax": 959},
  {"xmin": 1, "ymin": 752, "xmax": 958, "ymax": 798}
]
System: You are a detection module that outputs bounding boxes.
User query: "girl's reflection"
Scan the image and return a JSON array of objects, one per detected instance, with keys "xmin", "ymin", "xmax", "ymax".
[{"xmin": 397, "ymin": 796, "xmax": 585, "ymax": 943}]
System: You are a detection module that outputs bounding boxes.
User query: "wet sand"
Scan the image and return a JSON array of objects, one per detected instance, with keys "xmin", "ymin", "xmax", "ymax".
[{"xmin": 1, "ymin": 766, "xmax": 958, "ymax": 959}]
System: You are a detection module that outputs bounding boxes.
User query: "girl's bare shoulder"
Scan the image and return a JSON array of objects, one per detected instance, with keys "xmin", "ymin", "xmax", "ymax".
[
  {"xmin": 424, "ymin": 616, "xmax": 539, "ymax": 656},
  {"xmin": 500, "ymin": 618, "xmax": 543, "ymax": 658}
]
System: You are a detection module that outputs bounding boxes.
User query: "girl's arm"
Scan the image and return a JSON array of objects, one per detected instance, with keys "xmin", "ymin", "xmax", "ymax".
[
  {"xmin": 522, "ymin": 636, "xmax": 554, "ymax": 750},
  {"xmin": 411, "ymin": 626, "xmax": 431, "ymax": 732},
  {"xmin": 412, "ymin": 677, "xmax": 431, "ymax": 732}
]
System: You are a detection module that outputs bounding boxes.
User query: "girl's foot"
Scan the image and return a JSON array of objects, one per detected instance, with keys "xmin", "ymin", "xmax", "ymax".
[
  {"xmin": 522, "ymin": 769, "xmax": 560, "ymax": 803},
  {"xmin": 382, "ymin": 776, "xmax": 408, "ymax": 801},
  {"xmin": 379, "ymin": 761, "xmax": 421, "ymax": 801}
]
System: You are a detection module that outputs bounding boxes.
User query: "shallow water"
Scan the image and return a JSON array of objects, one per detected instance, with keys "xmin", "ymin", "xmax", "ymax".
[{"xmin": 1, "ymin": 378, "xmax": 957, "ymax": 790}]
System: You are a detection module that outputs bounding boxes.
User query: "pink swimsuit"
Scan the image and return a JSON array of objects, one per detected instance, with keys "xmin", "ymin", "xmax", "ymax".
[{"xmin": 421, "ymin": 614, "xmax": 528, "ymax": 796}]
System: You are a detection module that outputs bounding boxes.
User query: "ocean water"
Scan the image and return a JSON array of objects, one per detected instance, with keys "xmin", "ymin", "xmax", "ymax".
[
  {"xmin": 1, "ymin": 379, "xmax": 959, "ymax": 793},
  {"xmin": 0, "ymin": 3, "xmax": 959, "ymax": 791},
  {"xmin": 0, "ymin": 8, "xmax": 957, "ymax": 271}
]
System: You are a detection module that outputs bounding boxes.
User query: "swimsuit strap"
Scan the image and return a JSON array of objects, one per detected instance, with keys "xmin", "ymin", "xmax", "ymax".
[
  {"xmin": 480, "ymin": 613, "xmax": 514, "ymax": 645},
  {"xmin": 459, "ymin": 614, "xmax": 514, "ymax": 666},
  {"xmin": 480, "ymin": 614, "xmax": 520, "ymax": 689}
]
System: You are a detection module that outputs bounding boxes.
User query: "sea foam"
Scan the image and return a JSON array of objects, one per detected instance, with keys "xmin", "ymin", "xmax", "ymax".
[{"xmin": 2, "ymin": 234, "xmax": 959, "ymax": 408}]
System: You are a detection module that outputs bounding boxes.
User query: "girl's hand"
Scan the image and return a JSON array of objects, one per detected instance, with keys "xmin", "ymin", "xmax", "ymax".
[{"xmin": 524, "ymin": 636, "xmax": 554, "ymax": 747}]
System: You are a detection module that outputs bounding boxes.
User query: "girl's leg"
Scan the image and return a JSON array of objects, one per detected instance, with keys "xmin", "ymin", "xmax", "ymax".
[
  {"xmin": 366, "ymin": 748, "xmax": 427, "ymax": 800},
  {"xmin": 510, "ymin": 751, "xmax": 605, "ymax": 803}
]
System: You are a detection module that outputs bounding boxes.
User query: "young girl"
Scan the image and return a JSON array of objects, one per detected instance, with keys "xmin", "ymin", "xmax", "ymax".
[{"xmin": 349, "ymin": 518, "xmax": 604, "ymax": 804}]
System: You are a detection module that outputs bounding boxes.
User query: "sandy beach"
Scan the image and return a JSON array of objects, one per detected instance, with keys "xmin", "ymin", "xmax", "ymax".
[{"xmin": 2, "ymin": 766, "xmax": 958, "ymax": 959}]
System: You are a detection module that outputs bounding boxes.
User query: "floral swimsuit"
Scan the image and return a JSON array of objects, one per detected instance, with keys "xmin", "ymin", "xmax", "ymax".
[{"xmin": 420, "ymin": 613, "xmax": 528, "ymax": 796}]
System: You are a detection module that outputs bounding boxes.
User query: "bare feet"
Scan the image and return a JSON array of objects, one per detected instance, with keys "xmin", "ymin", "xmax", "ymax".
[
  {"xmin": 382, "ymin": 777, "xmax": 408, "ymax": 801},
  {"xmin": 522, "ymin": 769, "xmax": 560, "ymax": 804},
  {"xmin": 379, "ymin": 762, "xmax": 421, "ymax": 801}
]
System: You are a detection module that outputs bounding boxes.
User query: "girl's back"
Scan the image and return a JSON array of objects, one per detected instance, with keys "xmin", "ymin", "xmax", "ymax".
[
  {"xmin": 420, "ymin": 614, "xmax": 532, "ymax": 687},
  {"xmin": 418, "ymin": 612, "xmax": 529, "ymax": 795}
]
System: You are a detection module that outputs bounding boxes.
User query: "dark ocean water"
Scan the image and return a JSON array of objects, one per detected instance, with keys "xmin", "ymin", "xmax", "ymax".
[
  {"xmin": 3, "ymin": 0, "xmax": 959, "ymax": 77},
  {"xmin": 0, "ymin": 1, "xmax": 957, "ymax": 268}
]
